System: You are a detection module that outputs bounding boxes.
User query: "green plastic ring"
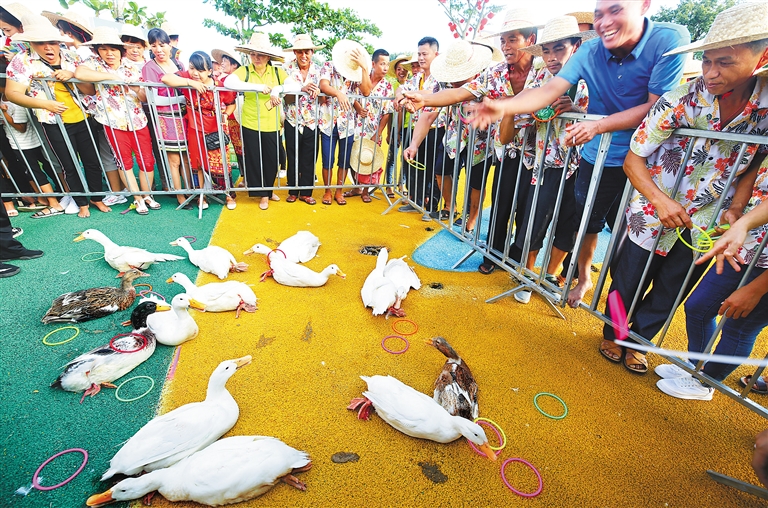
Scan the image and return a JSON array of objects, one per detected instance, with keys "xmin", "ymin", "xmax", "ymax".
[
  {"xmin": 42, "ymin": 326, "xmax": 80, "ymax": 346},
  {"xmin": 115, "ymin": 376, "xmax": 155, "ymax": 402},
  {"xmin": 533, "ymin": 392, "xmax": 568, "ymax": 420}
]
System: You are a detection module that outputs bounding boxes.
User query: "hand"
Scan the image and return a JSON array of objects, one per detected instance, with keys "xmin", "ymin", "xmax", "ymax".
[
  {"xmin": 268, "ymin": 96, "xmax": 281, "ymax": 109},
  {"xmin": 721, "ymin": 207, "xmax": 743, "ymax": 227},
  {"xmin": 302, "ymin": 82, "xmax": 319, "ymax": 99},
  {"xmin": 653, "ymin": 194, "xmax": 693, "ymax": 230},
  {"xmin": 696, "ymin": 221, "xmax": 749, "ymax": 273},
  {"xmin": 564, "ymin": 120, "xmax": 602, "ymax": 147},
  {"xmin": 53, "ymin": 69, "xmax": 74, "ymax": 82},
  {"xmin": 465, "ymin": 97, "xmax": 504, "ymax": 130},
  {"xmin": 350, "ymin": 48, "xmax": 369, "ymax": 69},
  {"xmin": 0, "ymin": 103, "xmax": 7, "ymax": 112},
  {"xmin": 188, "ymin": 80, "xmax": 207, "ymax": 94},
  {"xmin": 400, "ymin": 91, "xmax": 425, "ymax": 112},
  {"xmin": 263, "ymin": 86, "xmax": 272, "ymax": 95},
  {"xmin": 753, "ymin": 429, "xmax": 768, "ymax": 489},
  {"xmin": 403, "ymin": 146, "xmax": 417, "ymax": 162},
  {"xmin": 336, "ymin": 91, "xmax": 351, "ymax": 112},
  {"xmin": 43, "ymin": 100, "xmax": 68, "ymax": 114},
  {"xmin": 551, "ymin": 95, "xmax": 575, "ymax": 115},
  {"xmin": 719, "ymin": 283, "xmax": 762, "ymax": 319}
]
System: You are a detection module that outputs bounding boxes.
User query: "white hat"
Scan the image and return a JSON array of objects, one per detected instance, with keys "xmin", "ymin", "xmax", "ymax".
[
  {"xmin": 212, "ymin": 48, "xmax": 238, "ymax": 64},
  {"xmin": 521, "ymin": 16, "xmax": 598, "ymax": 57},
  {"xmin": 665, "ymin": 2, "xmax": 768, "ymax": 56},
  {"xmin": 11, "ymin": 15, "xmax": 72, "ymax": 43},
  {"xmin": 160, "ymin": 21, "xmax": 179, "ymax": 37},
  {"xmin": 235, "ymin": 33, "xmax": 285, "ymax": 61},
  {"xmin": 485, "ymin": 7, "xmax": 538, "ymax": 39},
  {"xmin": 387, "ymin": 54, "xmax": 412, "ymax": 78},
  {"xmin": 431, "ymin": 40, "xmax": 493, "ymax": 83},
  {"xmin": 0, "ymin": 3, "xmax": 34, "ymax": 28},
  {"xmin": 284, "ymin": 33, "xmax": 325, "ymax": 51},
  {"xmin": 83, "ymin": 26, "xmax": 124, "ymax": 47},
  {"xmin": 120, "ymin": 24, "xmax": 147, "ymax": 46},
  {"xmin": 41, "ymin": 10, "xmax": 93, "ymax": 38},
  {"xmin": 350, "ymin": 138, "xmax": 384, "ymax": 175},
  {"xmin": 406, "ymin": 53, "xmax": 419, "ymax": 64},
  {"xmin": 331, "ymin": 39, "xmax": 370, "ymax": 81}
]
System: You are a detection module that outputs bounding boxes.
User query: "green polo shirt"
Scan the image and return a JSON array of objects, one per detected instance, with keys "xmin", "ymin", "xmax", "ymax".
[{"xmin": 235, "ymin": 63, "xmax": 288, "ymax": 132}]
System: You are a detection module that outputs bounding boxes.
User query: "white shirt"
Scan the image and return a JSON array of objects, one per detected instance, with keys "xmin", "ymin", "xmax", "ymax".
[{"xmin": 1, "ymin": 101, "xmax": 41, "ymax": 150}]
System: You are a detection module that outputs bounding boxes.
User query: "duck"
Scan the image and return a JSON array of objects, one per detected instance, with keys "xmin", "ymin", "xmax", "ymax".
[
  {"xmin": 361, "ymin": 248, "xmax": 420, "ymax": 317},
  {"xmin": 100, "ymin": 356, "xmax": 252, "ymax": 481},
  {"xmin": 244, "ymin": 231, "xmax": 321, "ymax": 263},
  {"xmin": 42, "ymin": 269, "xmax": 148, "ymax": 324},
  {"xmin": 167, "ymin": 272, "xmax": 257, "ymax": 317},
  {"xmin": 171, "ymin": 237, "xmax": 248, "ymax": 280},
  {"xmin": 426, "ymin": 337, "xmax": 479, "ymax": 420},
  {"xmin": 74, "ymin": 229, "xmax": 183, "ymax": 273},
  {"xmin": 87, "ymin": 436, "xmax": 311, "ymax": 507},
  {"xmin": 347, "ymin": 375, "xmax": 495, "ymax": 460},
  {"xmin": 147, "ymin": 294, "xmax": 206, "ymax": 346},
  {"xmin": 261, "ymin": 255, "xmax": 345, "ymax": 288},
  {"xmin": 51, "ymin": 302, "xmax": 170, "ymax": 403}
]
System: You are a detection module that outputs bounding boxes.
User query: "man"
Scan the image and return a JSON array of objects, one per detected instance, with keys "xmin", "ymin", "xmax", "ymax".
[
  {"xmin": 402, "ymin": 7, "xmax": 539, "ymax": 274},
  {"xmin": 604, "ymin": 3, "xmax": 768, "ymax": 376},
  {"xmin": 469, "ymin": 0, "xmax": 690, "ymax": 298},
  {"xmin": 384, "ymin": 54, "xmax": 412, "ymax": 196},
  {"xmin": 0, "ymin": 204, "xmax": 43, "ymax": 277}
]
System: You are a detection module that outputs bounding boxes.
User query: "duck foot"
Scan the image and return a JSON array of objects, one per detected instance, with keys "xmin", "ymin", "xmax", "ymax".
[
  {"xmin": 230, "ymin": 262, "xmax": 249, "ymax": 273},
  {"xmin": 259, "ymin": 270, "xmax": 273, "ymax": 282},
  {"xmin": 281, "ymin": 474, "xmax": 306, "ymax": 491},
  {"xmin": 386, "ymin": 306, "xmax": 406, "ymax": 318},
  {"xmin": 293, "ymin": 462, "xmax": 313, "ymax": 474},
  {"xmin": 347, "ymin": 397, "xmax": 374, "ymax": 420},
  {"xmin": 235, "ymin": 299, "xmax": 257, "ymax": 318},
  {"xmin": 142, "ymin": 491, "xmax": 156, "ymax": 505},
  {"xmin": 80, "ymin": 383, "xmax": 102, "ymax": 403}
]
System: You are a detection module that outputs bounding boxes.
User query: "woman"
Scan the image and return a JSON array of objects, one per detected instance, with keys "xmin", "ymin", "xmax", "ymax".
[
  {"xmin": 162, "ymin": 51, "xmax": 237, "ymax": 209},
  {"xmin": 223, "ymin": 34, "xmax": 296, "ymax": 210},
  {"xmin": 120, "ymin": 24, "xmax": 147, "ymax": 65},
  {"xmin": 142, "ymin": 28, "xmax": 189, "ymax": 206},
  {"xmin": 212, "ymin": 49, "xmax": 244, "ymax": 180},
  {"xmin": 75, "ymin": 27, "xmax": 157, "ymax": 215}
]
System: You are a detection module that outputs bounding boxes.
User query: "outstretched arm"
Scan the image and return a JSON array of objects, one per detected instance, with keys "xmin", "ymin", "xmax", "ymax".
[{"xmin": 401, "ymin": 87, "xmax": 475, "ymax": 111}]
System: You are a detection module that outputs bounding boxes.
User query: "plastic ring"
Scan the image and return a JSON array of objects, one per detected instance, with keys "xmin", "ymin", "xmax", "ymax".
[
  {"xmin": 115, "ymin": 376, "xmax": 155, "ymax": 402},
  {"xmin": 139, "ymin": 290, "xmax": 166, "ymax": 301},
  {"xmin": 183, "ymin": 235, "xmax": 197, "ymax": 243},
  {"xmin": 109, "ymin": 333, "xmax": 148, "ymax": 354},
  {"xmin": 42, "ymin": 326, "xmax": 80, "ymax": 346},
  {"xmin": 467, "ymin": 418, "xmax": 505, "ymax": 457},
  {"xmin": 675, "ymin": 224, "xmax": 712, "ymax": 253},
  {"xmin": 31, "ymin": 448, "xmax": 88, "ymax": 491},
  {"xmin": 406, "ymin": 159, "xmax": 426, "ymax": 171},
  {"xmin": 81, "ymin": 251, "xmax": 104, "ymax": 262},
  {"xmin": 381, "ymin": 335, "xmax": 409, "ymax": 354},
  {"xmin": 267, "ymin": 249, "xmax": 287, "ymax": 267},
  {"xmin": 501, "ymin": 458, "xmax": 543, "ymax": 498},
  {"xmin": 133, "ymin": 283, "xmax": 152, "ymax": 293},
  {"xmin": 391, "ymin": 319, "xmax": 418, "ymax": 336},
  {"xmin": 533, "ymin": 392, "xmax": 568, "ymax": 420}
]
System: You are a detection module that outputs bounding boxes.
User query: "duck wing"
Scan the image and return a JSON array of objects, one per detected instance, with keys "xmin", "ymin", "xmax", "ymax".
[
  {"xmin": 108, "ymin": 246, "xmax": 182, "ymax": 271},
  {"xmin": 42, "ymin": 286, "xmax": 133, "ymax": 323},
  {"xmin": 271, "ymin": 260, "xmax": 325, "ymax": 287},
  {"xmin": 280, "ymin": 231, "xmax": 321, "ymax": 263},
  {"xmin": 384, "ymin": 258, "xmax": 421, "ymax": 291},
  {"xmin": 434, "ymin": 363, "xmax": 478, "ymax": 420}
]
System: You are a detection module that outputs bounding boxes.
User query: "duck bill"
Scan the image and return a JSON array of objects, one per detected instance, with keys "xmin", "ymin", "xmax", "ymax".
[
  {"xmin": 73, "ymin": 233, "xmax": 86, "ymax": 242},
  {"xmin": 243, "ymin": 248, "xmax": 254, "ymax": 255},
  {"xmin": 165, "ymin": 276, "xmax": 174, "ymax": 283},
  {"xmin": 86, "ymin": 489, "xmax": 114, "ymax": 506},
  {"xmin": 187, "ymin": 298, "xmax": 206, "ymax": 311},
  {"xmin": 169, "ymin": 240, "xmax": 179, "ymax": 246},
  {"xmin": 233, "ymin": 355, "xmax": 252, "ymax": 369},
  {"xmin": 155, "ymin": 304, "xmax": 172, "ymax": 312},
  {"xmin": 336, "ymin": 270, "xmax": 347, "ymax": 279},
  {"xmin": 424, "ymin": 338, "xmax": 436, "ymax": 347},
  {"xmin": 476, "ymin": 442, "xmax": 497, "ymax": 461}
]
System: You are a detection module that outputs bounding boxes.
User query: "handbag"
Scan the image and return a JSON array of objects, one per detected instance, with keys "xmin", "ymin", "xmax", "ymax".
[{"xmin": 204, "ymin": 130, "xmax": 230, "ymax": 151}]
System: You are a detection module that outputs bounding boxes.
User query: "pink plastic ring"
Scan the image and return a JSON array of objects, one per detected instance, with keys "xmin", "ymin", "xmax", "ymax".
[
  {"xmin": 109, "ymin": 333, "xmax": 148, "ymax": 353},
  {"xmin": 32, "ymin": 448, "xmax": 88, "ymax": 491},
  {"xmin": 139, "ymin": 290, "xmax": 166, "ymax": 301},
  {"xmin": 467, "ymin": 420, "xmax": 503, "ymax": 457},
  {"xmin": 381, "ymin": 335, "xmax": 409, "ymax": 354},
  {"xmin": 183, "ymin": 235, "xmax": 197, "ymax": 243},
  {"xmin": 501, "ymin": 458, "xmax": 543, "ymax": 498},
  {"xmin": 266, "ymin": 249, "xmax": 287, "ymax": 267}
]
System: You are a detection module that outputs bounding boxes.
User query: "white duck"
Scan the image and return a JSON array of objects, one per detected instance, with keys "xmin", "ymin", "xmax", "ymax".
[
  {"xmin": 167, "ymin": 272, "xmax": 257, "ymax": 317},
  {"xmin": 170, "ymin": 237, "xmax": 248, "ymax": 280},
  {"xmin": 244, "ymin": 231, "xmax": 321, "ymax": 263},
  {"xmin": 87, "ymin": 436, "xmax": 311, "ymax": 507},
  {"xmin": 348, "ymin": 375, "xmax": 496, "ymax": 460},
  {"xmin": 75, "ymin": 229, "xmax": 183, "ymax": 273},
  {"xmin": 51, "ymin": 302, "xmax": 170, "ymax": 403},
  {"xmin": 146, "ymin": 294, "xmax": 206, "ymax": 346},
  {"xmin": 100, "ymin": 356, "xmax": 252, "ymax": 481},
  {"xmin": 261, "ymin": 255, "xmax": 345, "ymax": 288},
  {"xmin": 361, "ymin": 248, "xmax": 420, "ymax": 317}
]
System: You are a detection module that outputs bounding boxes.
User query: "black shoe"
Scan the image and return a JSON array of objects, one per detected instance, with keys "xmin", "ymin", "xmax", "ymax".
[
  {"xmin": 0, "ymin": 248, "xmax": 44, "ymax": 262},
  {"xmin": 11, "ymin": 227, "xmax": 23, "ymax": 238},
  {"xmin": 0, "ymin": 263, "xmax": 20, "ymax": 277}
]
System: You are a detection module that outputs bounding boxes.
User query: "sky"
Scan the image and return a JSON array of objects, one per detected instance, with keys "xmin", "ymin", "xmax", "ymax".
[{"xmin": 21, "ymin": 0, "xmax": 681, "ymax": 62}]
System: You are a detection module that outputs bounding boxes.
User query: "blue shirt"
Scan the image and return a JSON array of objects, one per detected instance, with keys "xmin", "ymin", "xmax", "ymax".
[{"xmin": 557, "ymin": 19, "xmax": 690, "ymax": 166}]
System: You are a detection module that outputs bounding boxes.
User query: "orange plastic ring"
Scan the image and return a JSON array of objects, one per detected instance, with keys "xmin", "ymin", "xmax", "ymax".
[{"xmin": 391, "ymin": 319, "xmax": 418, "ymax": 336}]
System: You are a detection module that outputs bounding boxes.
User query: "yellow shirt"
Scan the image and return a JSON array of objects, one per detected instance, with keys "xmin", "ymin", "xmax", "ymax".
[
  {"xmin": 235, "ymin": 64, "xmax": 287, "ymax": 133},
  {"xmin": 54, "ymin": 81, "xmax": 85, "ymax": 124}
]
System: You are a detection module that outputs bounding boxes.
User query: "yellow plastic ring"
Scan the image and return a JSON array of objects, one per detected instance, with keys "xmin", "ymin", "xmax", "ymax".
[
  {"xmin": 675, "ymin": 224, "xmax": 712, "ymax": 253},
  {"xmin": 475, "ymin": 417, "xmax": 507, "ymax": 451},
  {"xmin": 42, "ymin": 326, "xmax": 80, "ymax": 346},
  {"xmin": 133, "ymin": 283, "xmax": 152, "ymax": 293},
  {"xmin": 406, "ymin": 159, "xmax": 427, "ymax": 171}
]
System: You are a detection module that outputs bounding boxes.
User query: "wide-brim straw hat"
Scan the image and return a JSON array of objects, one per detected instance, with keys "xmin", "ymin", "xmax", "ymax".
[
  {"xmin": 350, "ymin": 138, "xmax": 385, "ymax": 175},
  {"xmin": 406, "ymin": 53, "xmax": 419, "ymax": 64},
  {"xmin": 475, "ymin": 35, "xmax": 505, "ymax": 62},
  {"xmin": 41, "ymin": 10, "xmax": 93, "ymax": 37},
  {"xmin": 235, "ymin": 33, "xmax": 285, "ymax": 61},
  {"xmin": 83, "ymin": 26, "xmax": 124, "ymax": 47},
  {"xmin": 565, "ymin": 11, "xmax": 595, "ymax": 26},
  {"xmin": 160, "ymin": 21, "xmax": 179, "ymax": 37},
  {"xmin": 120, "ymin": 23, "xmax": 147, "ymax": 46},
  {"xmin": 521, "ymin": 16, "xmax": 598, "ymax": 57},
  {"xmin": 332, "ymin": 39, "xmax": 370, "ymax": 81},
  {"xmin": 431, "ymin": 40, "xmax": 493, "ymax": 83},
  {"xmin": 387, "ymin": 54, "xmax": 412, "ymax": 78},
  {"xmin": 665, "ymin": 2, "xmax": 768, "ymax": 56},
  {"xmin": 212, "ymin": 48, "xmax": 238, "ymax": 64},
  {"xmin": 11, "ymin": 16, "xmax": 72, "ymax": 43},
  {"xmin": 0, "ymin": 3, "xmax": 34, "ymax": 28},
  {"xmin": 485, "ymin": 7, "xmax": 539, "ymax": 38},
  {"xmin": 284, "ymin": 33, "xmax": 325, "ymax": 51}
]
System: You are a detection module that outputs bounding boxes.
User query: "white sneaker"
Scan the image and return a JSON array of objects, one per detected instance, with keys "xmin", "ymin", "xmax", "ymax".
[
  {"xmin": 656, "ymin": 377, "xmax": 714, "ymax": 400},
  {"xmin": 64, "ymin": 198, "xmax": 80, "ymax": 215},
  {"xmin": 59, "ymin": 195, "xmax": 72, "ymax": 208},
  {"xmin": 654, "ymin": 364, "xmax": 693, "ymax": 379},
  {"xmin": 514, "ymin": 289, "xmax": 532, "ymax": 304},
  {"xmin": 103, "ymin": 193, "xmax": 127, "ymax": 206}
]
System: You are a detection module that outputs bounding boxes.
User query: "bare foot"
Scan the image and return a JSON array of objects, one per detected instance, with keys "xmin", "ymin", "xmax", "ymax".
[
  {"xmin": 78, "ymin": 206, "xmax": 91, "ymax": 218},
  {"xmin": 91, "ymin": 201, "xmax": 111, "ymax": 213},
  {"xmin": 566, "ymin": 279, "xmax": 593, "ymax": 309}
]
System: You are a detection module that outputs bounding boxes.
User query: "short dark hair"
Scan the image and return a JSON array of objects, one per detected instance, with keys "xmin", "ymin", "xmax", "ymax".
[
  {"xmin": 188, "ymin": 51, "xmax": 212, "ymax": 72},
  {"xmin": 418, "ymin": 37, "xmax": 439, "ymax": 51},
  {"xmin": 222, "ymin": 54, "xmax": 240, "ymax": 68},
  {"xmin": 93, "ymin": 44, "xmax": 126, "ymax": 58},
  {"xmin": 506, "ymin": 27, "xmax": 537, "ymax": 42},
  {"xmin": 120, "ymin": 35, "xmax": 146, "ymax": 47},
  {"xmin": 57, "ymin": 20, "xmax": 92, "ymax": 43},
  {"xmin": 147, "ymin": 28, "xmax": 170, "ymax": 46},
  {"xmin": 169, "ymin": 35, "xmax": 179, "ymax": 42},
  {"xmin": 372, "ymin": 48, "xmax": 389, "ymax": 63},
  {"xmin": 745, "ymin": 38, "xmax": 768, "ymax": 54}
]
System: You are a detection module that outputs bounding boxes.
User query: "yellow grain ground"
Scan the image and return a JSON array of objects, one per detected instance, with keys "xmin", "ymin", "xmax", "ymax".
[{"xmin": 149, "ymin": 191, "xmax": 767, "ymax": 508}]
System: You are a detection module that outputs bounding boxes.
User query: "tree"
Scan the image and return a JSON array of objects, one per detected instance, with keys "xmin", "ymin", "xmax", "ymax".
[
  {"xmin": 202, "ymin": 0, "xmax": 381, "ymax": 57},
  {"xmin": 651, "ymin": 0, "xmax": 738, "ymax": 42},
  {"xmin": 436, "ymin": 0, "xmax": 503, "ymax": 40},
  {"xmin": 59, "ymin": 0, "xmax": 166, "ymax": 27}
]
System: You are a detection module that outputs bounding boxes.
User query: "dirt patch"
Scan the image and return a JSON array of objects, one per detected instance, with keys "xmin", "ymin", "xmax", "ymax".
[
  {"xmin": 302, "ymin": 321, "xmax": 314, "ymax": 342},
  {"xmin": 255, "ymin": 334, "xmax": 275, "ymax": 348},
  {"xmin": 418, "ymin": 462, "xmax": 448, "ymax": 484},
  {"xmin": 360, "ymin": 246, "xmax": 386, "ymax": 256},
  {"xmin": 331, "ymin": 452, "xmax": 360, "ymax": 464},
  {"xmin": 425, "ymin": 227, "xmax": 434, "ymax": 231},
  {"xmin": 429, "ymin": 282, "xmax": 444, "ymax": 290}
]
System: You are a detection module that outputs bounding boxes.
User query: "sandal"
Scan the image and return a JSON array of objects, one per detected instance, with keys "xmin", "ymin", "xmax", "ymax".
[
  {"xmin": 739, "ymin": 375, "xmax": 768, "ymax": 394},
  {"xmin": 17, "ymin": 203, "xmax": 46, "ymax": 212},
  {"xmin": 270, "ymin": 193, "xmax": 280, "ymax": 201},
  {"xmin": 343, "ymin": 190, "xmax": 362, "ymax": 198},
  {"xmin": 298, "ymin": 196, "xmax": 316, "ymax": 205},
  {"xmin": 599, "ymin": 339, "xmax": 623, "ymax": 363},
  {"xmin": 134, "ymin": 200, "xmax": 149, "ymax": 215},
  {"xmin": 322, "ymin": 191, "xmax": 333, "ymax": 205},
  {"xmin": 31, "ymin": 207, "xmax": 64, "ymax": 219},
  {"xmin": 7, "ymin": 209, "xmax": 19, "ymax": 217},
  {"xmin": 144, "ymin": 196, "xmax": 162, "ymax": 210},
  {"xmin": 387, "ymin": 192, "xmax": 395, "ymax": 199},
  {"xmin": 478, "ymin": 262, "xmax": 496, "ymax": 275},
  {"xmin": 623, "ymin": 350, "xmax": 648, "ymax": 374},
  {"xmin": 334, "ymin": 193, "xmax": 347, "ymax": 206},
  {"xmin": 286, "ymin": 195, "xmax": 298, "ymax": 203},
  {"xmin": 361, "ymin": 193, "xmax": 372, "ymax": 203}
]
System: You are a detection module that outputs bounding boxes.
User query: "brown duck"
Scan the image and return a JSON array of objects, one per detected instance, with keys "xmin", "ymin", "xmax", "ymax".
[
  {"xmin": 42, "ymin": 269, "xmax": 148, "ymax": 324},
  {"xmin": 426, "ymin": 337, "xmax": 479, "ymax": 420}
]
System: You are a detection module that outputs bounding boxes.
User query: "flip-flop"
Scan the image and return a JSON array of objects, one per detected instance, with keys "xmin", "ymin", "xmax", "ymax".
[
  {"xmin": 286, "ymin": 195, "xmax": 298, "ymax": 203},
  {"xmin": 623, "ymin": 350, "xmax": 648, "ymax": 374},
  {"xmin": 387, "ymin": 193, "xmax": 395, "ymax": 199},
  {"xmin": 361, "ymin": 194, "xmax": 372, "ymax": 203},
  {"xmin": 31, "ymin": 207, "xmax": 64, "ymax": 219},
  {"xmin": 739, "ymin": 375, "xmax": 768, "ymax": 394},
  {"xmin": 599, "ymin": 339, "xmax": 623, "ymax": 363},
  {"xmin": 478, "ymin": 262, "xmax": 496, "ymax": 275},
  {"xmin": 299, "ymin": 196, "xmax": 316, "ymax": 205},
  {"xmin": 322, "ymin": 193, "xmax": 333, "ymax": 205},
  {"xmin": 18, "ymin": 203, "xmax": 47, "ymax": 212}
]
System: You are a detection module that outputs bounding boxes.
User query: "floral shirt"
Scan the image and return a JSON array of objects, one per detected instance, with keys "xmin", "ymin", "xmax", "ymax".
[
  {"xmin": 400, "ymin": 71, "xmax": 446, "ymax": 128},
  {"xmin": 356, "ymin": 76, "xmax": 395, "ymax": 142},
  {"xmin": 739, "ymin": 156, "xmax": 768, "ymax": 269},
  {"xmin": 520, "ymin": 68, "xmax": 589, "ymax": 185},
  {"xmin": 318, "ymin": 62, "xmax": 359, "ymax": 138},
  {"xmin": 81, "ymin": 56, "xmax": 147, "ymax": 131},
  {"xmin": 283, "ymin": 60, "xmax": 321, "ymax": 132},
  {"xmin": 6, "ymin": 48, "xmax": 82, "ymax": 124},
  {"xmin": 627, "ymin": 75, "xmax": 768, "ymax": 255},
  {"xmin": 441, "ymin": 86, "xmax": 492, "ymax": 166}
]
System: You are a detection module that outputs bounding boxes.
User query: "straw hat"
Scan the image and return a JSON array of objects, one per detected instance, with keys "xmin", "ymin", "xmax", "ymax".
[
  {"xmin": 406, "ymin": 53, "xmax": 418, "ymax": 64},
  {"xmin": 387, "ymin": 54, "xmax": 412, "ymax": 78},
  {"xmin": 120, "ymin": 24, "xmax": 147, "ymax": 46},
  {"xmin": 41, "ymin": 10, "xmax": 93, "ymax": 37},
  {"xmin": 475, "ymin": 35, "xmax": 504, "ymax": 62},
  {"xmin": 350, "ymin": 138, "xmax": 384, "ymax": 175},
  {"xmin": 212, "ymin": 48, "xmax": 238, "ymax": 65},
  {"xmin": 284, "ymin": 33, "xmax": 325, "ymax": 51},
  {"xmin": 431, "ymin": 40, "xmax": 493, "ymax": 83},
  {"xmin": 0, "ymin": 3, "xmax": 34, "ymax": 27},
  {"xmin": 83, "ymin": 26, "xmax": 124, "ymax": 47},
  {"xmin": 160, "ymin": 21, "xmax": 179, "ymax": 37},
  {"xmin": 682, "ymin": 53, "xmax": 701, "ymax": 80},
  {"xmin": 565, "ymin": 11, "xmax": 594, "ymax": 26},
  {"xmin": 485, "ymin": 7, "xmax": 538, "ymax": 38},
  {"xmin": 11, "ymin": 15, "xmax": 72, "ymax": 43},
  {"xmin": 235, "ymin": 33, "xmax": 285, "ymax": 61},
  {"xmin": 665, "ymin": 2, "xmax": 768, "ymax": 56},
  {"xmin": 332, "ymin": 39, "xmax": 370, "ymax": 81},
  {"xmin": 521, "ymin": 16, "xmax": 598, "ymax": 57}
]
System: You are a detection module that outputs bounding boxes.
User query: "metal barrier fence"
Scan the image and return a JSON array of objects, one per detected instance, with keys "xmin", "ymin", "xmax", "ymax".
[{"xmin": 3, "ymin": 75, "xmax": 767, "ymax": 418}]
